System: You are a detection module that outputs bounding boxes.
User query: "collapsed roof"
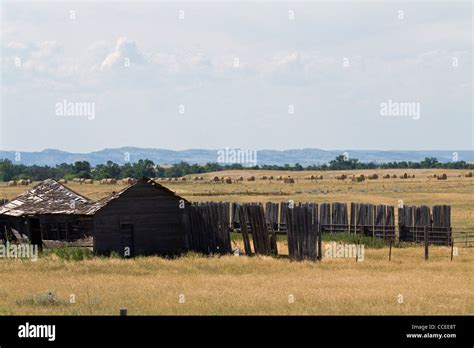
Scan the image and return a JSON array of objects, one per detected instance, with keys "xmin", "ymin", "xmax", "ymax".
[
  {"xmin": 0, "ymin": 179, "xmax": 92, "ymax": 217},
  {"xmin": 0, "ymin": 177, "xmax": 186, "ymax": 217}
]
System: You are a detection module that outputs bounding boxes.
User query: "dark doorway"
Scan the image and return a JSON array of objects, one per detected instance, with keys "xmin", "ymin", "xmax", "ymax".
[
  {"xmin": 120, "ymin": 224, "xmax": 134, "ymax": 258},
  {"xmin": 29, "ymin": 218, "xmax": 42, "ymax": 252}
]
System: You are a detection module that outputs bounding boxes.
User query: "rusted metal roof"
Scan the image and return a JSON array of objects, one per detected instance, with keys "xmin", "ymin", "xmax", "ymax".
[{"xmin": 0, "ymin": 179, "xmax": 92, "ymax": 217}]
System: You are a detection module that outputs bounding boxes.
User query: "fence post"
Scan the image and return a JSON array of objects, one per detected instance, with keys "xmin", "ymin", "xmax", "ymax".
[
  {"xmin": 424, "ymin": 226, "xmax": 429, "ymax": 260},
  {"xmin": 317, "ymin": 222, "xmax": 322, "ymax": 261},
  {"xmin": 451, "ymin": 240, "xmax": 454, "ymax": 261},
  {"xmin": 389, "ymin": 239, "xmax": 392, "ymax": 261},
  {"xmin": 356, "ymin": 236, "xmax": 361, "ymax": 262}
]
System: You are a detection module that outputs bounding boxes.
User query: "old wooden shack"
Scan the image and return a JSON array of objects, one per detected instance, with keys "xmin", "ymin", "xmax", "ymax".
[
  {"xmin": 82, "ymin": 177, "xmax": 190, "ymax": 257},
  {"xmin": 0, "ymin": 179, "xmax": 94, "ymax": 247}
]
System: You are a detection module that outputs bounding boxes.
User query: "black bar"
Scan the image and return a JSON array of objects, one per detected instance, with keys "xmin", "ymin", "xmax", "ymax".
[{"xmin": 0, "ymin": 316, "xmax": 472, "ymax": 346}]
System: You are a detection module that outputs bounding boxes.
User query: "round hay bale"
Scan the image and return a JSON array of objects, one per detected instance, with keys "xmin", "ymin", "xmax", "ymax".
[{"xmin": 437, "ymin": 173, "xmax": 447, "ymax": 180}]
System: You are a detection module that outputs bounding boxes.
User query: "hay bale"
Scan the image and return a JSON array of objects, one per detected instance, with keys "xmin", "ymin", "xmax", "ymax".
[
  {"xmin": 352, "ymin": 175, "xmax": 365, "ymax": 182},
  {"xmin": 465, "ymin": 172, "xmax": 473, "ymax": 177},
  {"xmin": 437, "ymin": 173, "xmax": 447, "ymax": 180},
  {"xmin": 7, "ymin": 180, "xmax": 17, "ymax": 187},
  {"xmin": 284, "ymin": 177, "xmax": 295, "ymax": 184},
  {"xmin": 122, "ymin": 177, "xmax": 136, "ymax": 184},
  {"xmin": 368, "ymin": 174, "xmax": 378, "ymax": 180},
  {"xmin": 247, "ymin": 176, "xmax": 256, "ymax": 182}
]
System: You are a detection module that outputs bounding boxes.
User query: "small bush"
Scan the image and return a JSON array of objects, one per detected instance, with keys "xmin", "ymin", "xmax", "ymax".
[
  {"xmin": 109, "ymin": 251, "xmax": 121, "ymax": 258},
  {"xmin": 16, "ymin": 290, "xmax": 67, "ymax": 307},
  {"xmin": 44, "ymin": 247, "xmax": 93, "ymax": 261}
]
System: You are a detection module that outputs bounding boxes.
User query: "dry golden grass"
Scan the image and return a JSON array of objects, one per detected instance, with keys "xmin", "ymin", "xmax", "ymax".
[
  {"xmin": 0, "ymin": 169, "xmax": 472, "ymax": 315},
  {"xmin": 0, "ymin": 245, "xmax": 472, "ymax": 315},
  {"xmin": 1, "ymin": 169, "xmax": 472, "ymax": 228}
]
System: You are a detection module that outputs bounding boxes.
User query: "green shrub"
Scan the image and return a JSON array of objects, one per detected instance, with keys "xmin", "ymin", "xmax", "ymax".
[
  {"xmin": 44, "ymin": 247, "xmax": 93, "ymax": 261},
  {"xmin": 322, "ymin": 233, "xmax": 388, "ymax": 249}
]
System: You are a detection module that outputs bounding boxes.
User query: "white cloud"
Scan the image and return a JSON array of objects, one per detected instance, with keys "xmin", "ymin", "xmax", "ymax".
[{"xmin": 100, "ymin": 36, "xmax": 145, "ymax": 70}]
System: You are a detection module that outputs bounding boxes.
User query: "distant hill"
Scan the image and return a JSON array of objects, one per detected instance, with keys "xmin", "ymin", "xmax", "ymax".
[{"xmin": 0, "ymin": 147, "xmax": 472, "ymax": 166}]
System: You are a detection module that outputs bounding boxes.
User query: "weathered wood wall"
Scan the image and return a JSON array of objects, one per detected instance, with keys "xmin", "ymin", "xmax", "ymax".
[{"xmin": 93, "ymin": 180, "xmax": 188, "ymax": 256}]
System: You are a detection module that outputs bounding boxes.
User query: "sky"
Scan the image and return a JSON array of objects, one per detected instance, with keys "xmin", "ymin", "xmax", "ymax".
[{"xmin": 1, "ymin": 0, "xmax": 472, "ymax": 153}]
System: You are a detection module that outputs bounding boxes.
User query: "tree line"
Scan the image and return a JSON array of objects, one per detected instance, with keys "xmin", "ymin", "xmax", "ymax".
[{"xmin": 0, "ymin": 156, "xmax": 472, "ymax": 182}]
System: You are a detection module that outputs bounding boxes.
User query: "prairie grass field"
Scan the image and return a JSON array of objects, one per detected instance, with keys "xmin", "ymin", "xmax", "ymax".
[
  {"xmin": 0, "ymin": 168, "xmax": 473, "ymax": 315},
  {"xmin": 0, "ymin": 245, "xmax": 472, "ymax": 315}
]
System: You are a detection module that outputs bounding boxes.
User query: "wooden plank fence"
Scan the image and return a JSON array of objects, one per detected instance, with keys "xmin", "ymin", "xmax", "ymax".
[
  {"xmin": 286, "ymin": 203, "xmax": 319, "ymax": 261},
  {"xmin": 185, "ymin": 202, "xmax": 453, "ymax": 258},
  {"xmin": 186, "ymin": 202, "xmax": 232, "ymax": 254},
  {"xmin": 398, "ymin": 205, "xmax": 452, "ymax": 245},
  {"xmin": 349, "ymin": 203, "xmax": 395, "ymax": 240},
  {"xmin": 319, "ymin": 202, "xmax": 349, "ymax": 233}
]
